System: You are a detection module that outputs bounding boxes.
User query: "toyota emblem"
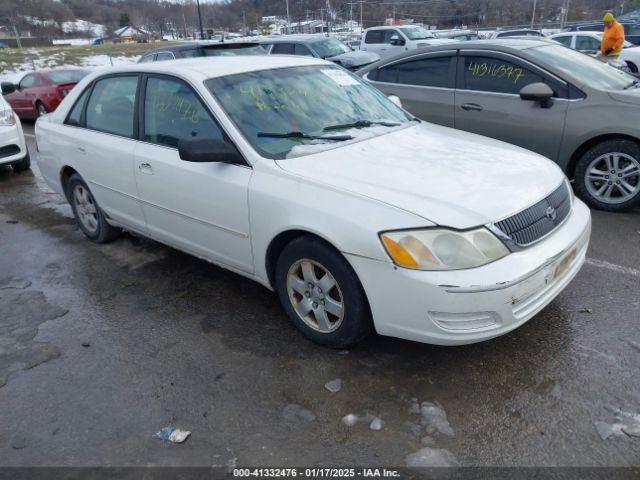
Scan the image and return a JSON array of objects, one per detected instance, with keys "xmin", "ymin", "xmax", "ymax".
[{"xmin": 545, "ymin": 205, "xmax": 557, "ymax": 220}]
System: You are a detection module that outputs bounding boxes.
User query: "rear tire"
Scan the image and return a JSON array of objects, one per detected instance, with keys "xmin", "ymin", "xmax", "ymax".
[
  {"xmin": 275, "ymin": 235, "xmax": 373, "ymax": 348},
  {"xmin": 67, "ymin": 173, "xmax": 121, "ymax": 243},
  {"xmin": 573, "ymin": 139, "xmax": 640, "ymax": 212},
  {"xmin": 11, "ymin": 151, "xmax": 31, "ymax": 172}
]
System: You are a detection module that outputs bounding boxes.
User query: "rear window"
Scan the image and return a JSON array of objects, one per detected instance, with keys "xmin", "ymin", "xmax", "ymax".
[
  {"xmin": 42, "ymin": 70, "xmax": 89, "ymax": 84},
  {"xmin": 365, "ymin": 30, "xmax": 385, "ymax": 44}
]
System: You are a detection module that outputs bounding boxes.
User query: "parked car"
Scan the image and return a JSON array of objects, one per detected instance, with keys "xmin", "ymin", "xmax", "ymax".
[
  {"xmin": 138, "ymin": 42, "xmax": 266, "ymax": 62},
  {"xmin": 35, "ymin": 56, "xmax": 590, "ymax": 347},
  {"xmin": 1, "ymin": 69, "xmax": 89, "ymax": 119},
  {"xmin": 360, "ymin": 25, "xmax": 455, "ymax": 58},
  {"xmin": 485, "ymin": 29, "xmax": 545, "ymax": 39},
  {"xmin": 357, "ymin": 39, "xmax": 640, "ymax": 211},
  {"xmin": 259, "ymin": 35, "xmax": 379, "ymax": 70},
  {"xmin": 0, "ymin": 93, "xmax": 29, "ymax": 172},
  {"xmin": 564, "ymin": 21, "xmax": 640, "ymax": 45},
  {"xmin": 549, "ymin": 31, "xmax": 640, "ymax": 73},
  {"xmin": 434, "ymin": 29, "xmax": 480, "ymax": 41}
]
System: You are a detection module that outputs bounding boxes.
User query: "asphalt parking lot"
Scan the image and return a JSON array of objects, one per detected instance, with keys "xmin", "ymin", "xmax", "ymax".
[{"xmin": 1, "ymin": 121, "xmax": 639, "ymax": 469}]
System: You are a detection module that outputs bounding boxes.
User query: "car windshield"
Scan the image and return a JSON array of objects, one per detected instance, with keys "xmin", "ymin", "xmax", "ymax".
[
  {"xmin": 527, "ymin": 44, "xmax": 635, "ymax": 90},
  {"xmin": 206, "ymin": 65, "xmax": 412, "ymax": 159},
  {"xmin": 400, "ymin": 26, "xmax": 435, "ymax": 40},
  {"xmin": 310, "ymin": 38, "xmax": 351, "ymax": 58},
  {"xmin": 42, "ymin": 70, "xmax": 88, "ymax": 84},
  {"xmin": 202, "ymin": 45, "xmax": 266, "ymax": 56}
]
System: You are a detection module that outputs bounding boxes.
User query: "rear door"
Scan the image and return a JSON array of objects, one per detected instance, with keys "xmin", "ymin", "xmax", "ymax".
[
  {"xmin": 454, "ymin": 51, "xmax": 568, "ymax": 161},
  {"xmin": 364, "ymin": 51, "xmax": 457, "ymax": 127}
]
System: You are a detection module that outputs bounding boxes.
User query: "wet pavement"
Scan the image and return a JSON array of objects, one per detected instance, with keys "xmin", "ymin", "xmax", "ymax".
[{"xmin": 0, "ymin": 122, "xmax": 639, "ymax": 468}]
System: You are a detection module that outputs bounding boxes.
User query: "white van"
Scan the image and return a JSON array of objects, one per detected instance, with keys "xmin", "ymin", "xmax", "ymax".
[{"xmin": 360, "ymin": 25, "xmax": 455, "ymax": 58}]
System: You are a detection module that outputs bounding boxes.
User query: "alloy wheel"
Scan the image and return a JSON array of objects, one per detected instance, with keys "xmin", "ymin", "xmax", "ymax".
[
  {"xmin": 286, "ymin": 259, "xmax": 345, "ymax": 333},
  {"xmin": 73, "ymin": 185, "xmax": 99, "ymax": 233},
  {"xmin": 584, "ymin": 152, "xmax": 640, "ymax": 204}
]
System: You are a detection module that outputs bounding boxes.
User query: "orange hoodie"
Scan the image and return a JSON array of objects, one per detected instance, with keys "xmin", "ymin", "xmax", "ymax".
[{"xmin": 601, "ymin": 20, "xmax": 625, "ymax": 56}]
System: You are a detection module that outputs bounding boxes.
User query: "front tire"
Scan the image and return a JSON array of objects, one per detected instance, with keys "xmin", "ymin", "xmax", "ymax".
[
  {"xmin": 67, "ymin": 173, "xmax": 121, "ymax": 243},
  {"xmin": 11, "ymin": 151, "xmax": 30, "ymax": 172},
  {"xmin": 574, "ymin": 139, "xmax": 640, "ymax": 212},
  {"xmin": 36, "ymin": 101, "xmax": 48, "ymax": 117},
  {"xmin": 275, "ymin": 236, "xmax": 373, "ymax": 348}
]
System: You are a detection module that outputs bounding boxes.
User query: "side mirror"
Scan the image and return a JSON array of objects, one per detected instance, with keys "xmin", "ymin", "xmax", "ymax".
[
  {"xmin": 519, "ymin": 82, "xmax": 554, "ymax": 108},
  {"xmin": 389, "ymin": 35, "xmax": 405, "ymax": 46},
  {"xmin": 1, "ymin": 82, "xmax": 16, "ymax": 95},
  {"xmin": 388, "ymin": 95, "xmax": 402, "ymax": 108},
  {"xmin": 178, "ymin": 138, "xmax": 245, "ymax": 165}
]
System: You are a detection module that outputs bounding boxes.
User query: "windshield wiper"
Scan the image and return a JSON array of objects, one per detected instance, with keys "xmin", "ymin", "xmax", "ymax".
[
  {"xmin": 624, "ymin": 79, "xmax": 640, "ymax": 89},
  {"xmin": 323, "ymin": 120, "xmax": 401, "ymax": 132},
  {"xmin": 257, "ymin": 131, "xmax": 353, "ymax": 141}
]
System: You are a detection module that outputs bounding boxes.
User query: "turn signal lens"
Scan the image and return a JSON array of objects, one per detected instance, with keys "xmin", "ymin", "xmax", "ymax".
[{"xmin": 380, "ymin": 227, "xmax": 509, "ymax": 271}]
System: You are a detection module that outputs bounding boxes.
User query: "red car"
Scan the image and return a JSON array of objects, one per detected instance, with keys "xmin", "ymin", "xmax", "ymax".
[{"xmin": 2, "ymin": 69, "xmax": 89, "ymax": 119}]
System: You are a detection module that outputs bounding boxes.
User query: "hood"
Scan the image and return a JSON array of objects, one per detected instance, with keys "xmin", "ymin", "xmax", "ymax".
[
  {"xmin": 326, "ymin": 50, "xmax": 380, "ymax": 68},
  {"xmin": 608, "ymin": 86, "xmax": 640, "ymax": 105},
  {"xmin": 275, "ymin": 123, "xmax": 564, "ymax": 229}
]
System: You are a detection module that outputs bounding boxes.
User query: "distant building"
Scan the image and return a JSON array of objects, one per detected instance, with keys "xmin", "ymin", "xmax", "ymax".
[{"xmin": 112, "ymin": 25, "xmax": 153, "ymax": 42}]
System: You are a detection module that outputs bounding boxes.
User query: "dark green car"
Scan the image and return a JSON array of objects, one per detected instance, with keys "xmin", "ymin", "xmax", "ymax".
[{"xmin": 358, "ymin": 39, "xmax": 640, "ymax": 212}]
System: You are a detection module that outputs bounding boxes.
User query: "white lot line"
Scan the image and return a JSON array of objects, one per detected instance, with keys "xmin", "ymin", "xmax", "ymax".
[{"xmin": 586, "ymin": 258, "xmax": 640, "ymax": 277}]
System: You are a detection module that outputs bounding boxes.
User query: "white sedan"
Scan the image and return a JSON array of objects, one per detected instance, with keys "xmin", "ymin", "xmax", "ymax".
[
  {"xmin": 35, "ymin": 56, "xmax": 591, "ymax": 347},
  {"xmin": 549, "ymin": 31, "xmax": 640, "ymax": 73},
  {"xmin": 0, "ymin": 91, "xmax": 29, "ymax": 171}
]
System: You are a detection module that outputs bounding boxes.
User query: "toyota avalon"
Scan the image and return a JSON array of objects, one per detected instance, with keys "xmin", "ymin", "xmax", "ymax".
[{"xmin": 35, "ymin": 56, "xmax": 591, "ymax": 347}]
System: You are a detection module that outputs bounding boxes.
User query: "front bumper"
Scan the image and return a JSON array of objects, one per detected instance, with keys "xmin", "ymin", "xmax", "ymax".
[
  {"xmin": 347, "ymin": 199, "xmax": 591, "ymax": 345},
  {"xmin": 0, "ymin": 116, "xmax": 28, "ymax": 166}
]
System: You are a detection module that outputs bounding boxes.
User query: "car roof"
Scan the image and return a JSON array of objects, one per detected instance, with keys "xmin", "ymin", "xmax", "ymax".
[
  {"xmin": 89, "ymin": 55, "xmax": 329, "ymax": 81},
  {"xmin": 142, "ymin": 42, "xmax": 260, "ymax": 55},
  {"xmin": 259, "ymin": 35, "xmax": 330, "ymax": 44}
]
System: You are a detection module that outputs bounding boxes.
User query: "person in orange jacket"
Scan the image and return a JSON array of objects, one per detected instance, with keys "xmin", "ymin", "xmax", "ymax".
[{"xmin": 601, "ymin": 12, "xmax": 625, "ymax": 57}]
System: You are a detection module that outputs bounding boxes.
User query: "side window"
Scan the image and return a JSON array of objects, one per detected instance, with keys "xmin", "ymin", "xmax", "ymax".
[
  {"xmin": 374, "ymin": 56, "xmax": 453, "ymax": 88},
  {"xmin": 19, "ymin": 74, "xmax": 36, "ymax": 89},
  {"xmin": 155, "ymin": 52, "xmax": 175, "ymax": 61},
  {"xmin": 462, "ymin": 56, "xmax": 547, "ymax": 95},
  {"xmin": 294, "ymin": 44, "xmax": 313, "ymax": 56},
  {"xmin": 86, "ymin": 76, "xmax": 138, "ymax": 138},
  {"xmin": 553, "ymin": 35, "xmax": 573, "ymax": 47},
  {"xmin": 139, "ymin": 54, "xmax": 156, "ymax": 63},
  {"xmin": 143, "ymin": 76, "xmax": 224, "ymax": 148},
  {"xmin": 65, "ymin": 88, "xmax": 91, "ymax": 126},
  {"xmin": 364, "ymin": 30, "xmax": 384, "ymax": 44},
  {"xmin": 575, "ymin": 36, "xmax": 600, "ymax": 52},
  {"xmin": 384, "ymin": 30, "xmax": 401, "ymax": 42},
  {"xmin": 272, "ymin": 43, "xmax": 295, "ymax": 55},
  {"xmin": 627, "ymin": 25, "xmax": 640, "ymax": 35}
]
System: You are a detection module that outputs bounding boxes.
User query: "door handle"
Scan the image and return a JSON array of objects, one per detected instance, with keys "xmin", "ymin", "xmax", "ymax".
[
  {"xmin": 461, "ymin": 103, "xmax": 483, "ymax": 112},
  {"xmin": 138, "ymin": 162, "xmax": 153, "ymax": 174},
  {"xmin": 77, "ymin": 146, "xmax": 86, "ymax": 153}
]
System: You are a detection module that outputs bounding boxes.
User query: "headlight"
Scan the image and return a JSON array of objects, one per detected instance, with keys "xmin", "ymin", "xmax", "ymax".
[
  {"xmin": 380, "ymin": 227, "xmax": 510, "ymax": 270},
  {"xmin": 0, "ymin": 109, "xmax": 16, "ymax": 127}
]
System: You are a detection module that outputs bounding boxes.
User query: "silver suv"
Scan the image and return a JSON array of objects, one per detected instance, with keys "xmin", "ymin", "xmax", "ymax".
[{"xmin": 358, "ymin": 39, "xmax": 640, "ymax": 211}]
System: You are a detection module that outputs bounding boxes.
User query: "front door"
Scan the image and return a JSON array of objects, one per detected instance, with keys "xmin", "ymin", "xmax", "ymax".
[
  {"xmin": 454, "ymin": 53, "xmax": 568, "ymax": 161},
  {"xmin": 133, "ymin": 74, "xmax": 253, "ymax": 272}
]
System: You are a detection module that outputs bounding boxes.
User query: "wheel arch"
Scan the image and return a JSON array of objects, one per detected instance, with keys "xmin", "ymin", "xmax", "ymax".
[
  {"xmin": 567, "ymin": 133, "xmax": 640, "ymax": 179},
  {"xmin": 265, "ymin": 228, "xmax": 349, "ymax": 290},
  {"xmin": 60, "ymin": 165, "xmax": 79, "ymax": 201}
]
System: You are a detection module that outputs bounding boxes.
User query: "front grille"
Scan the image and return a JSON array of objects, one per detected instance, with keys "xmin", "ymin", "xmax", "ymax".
[
  {"xmin": 0, "ymin": 144, "xmax": 20, "ymax": 159},
  {"xmin": 494, "ymin": 183, "xmax": 571, "ymax": 247}
]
